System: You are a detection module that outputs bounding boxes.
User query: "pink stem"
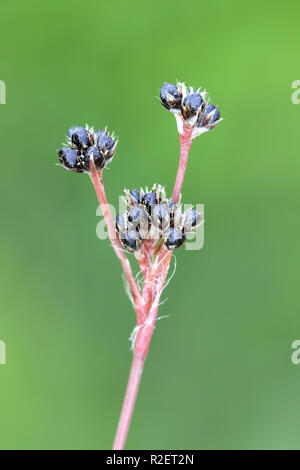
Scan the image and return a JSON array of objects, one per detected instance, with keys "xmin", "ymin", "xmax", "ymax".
[
  {"xmin": 113, "ymin": 123, "xmax": 194, "ymax": 449},
  {"xmin": 89, "ymin": 161, "xmax": 143, "ymax": 317},
  {"xmin": 112, "ymin": 351, "xmax": 145, "ymax": 450},
  {"xmin": 172, "ymin": 126, "xmax": 193, "ymax": 202},
  {"xmin": 113, "ymin": 251, "xmax": 172, "ymax": 450}
]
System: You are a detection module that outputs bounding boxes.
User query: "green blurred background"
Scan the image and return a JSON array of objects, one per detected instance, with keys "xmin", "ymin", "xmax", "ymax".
[{"xmin": 0, "ymin": 0, "xmax": 300, "ymax": 450}]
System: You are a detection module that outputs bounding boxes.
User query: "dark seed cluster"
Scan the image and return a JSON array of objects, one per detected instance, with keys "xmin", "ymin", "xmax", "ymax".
[
  {"xmin": 116, "ymin": 185, "xmax": 202, "ymax": 253},
  {"xmin": 58, "ymin": 125, "xmax": 117, "ymax": 173},
  {"xmin": 160, "ymin": 82, "xmax": 221, "ymax": 132}
]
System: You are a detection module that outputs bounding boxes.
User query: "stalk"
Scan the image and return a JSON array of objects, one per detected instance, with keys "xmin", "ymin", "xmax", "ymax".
[
  {"xmin": 89, "ymin": 161, "xmax": 143, "ymax": 321},
  {"xmin": 112, "ymin": 125, "xmax": 194, "ymax": 449},
  {"xmin": 91, "ymin": 126, "xmax": 194, "ymax": 450},
  {"xmin": 172, "ymin": 125, "xmax": 193, "ymax": 202},
  {"xmin": 113, "ymin": 250, "xmax": 172, "ymax": 450}
]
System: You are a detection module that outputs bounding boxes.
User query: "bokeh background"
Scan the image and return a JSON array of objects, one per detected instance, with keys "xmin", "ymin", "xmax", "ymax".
[{"xmin": 0, "ymin": 0, "xmax": 300, "ymax": 450}]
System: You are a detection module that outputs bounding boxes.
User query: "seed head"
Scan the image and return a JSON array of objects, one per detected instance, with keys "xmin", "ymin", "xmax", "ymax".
[
  {"xmin": 58, "ymin": 125, "xmax": 117, "ymax": 173},
  {"xmin": 117, "ymin": 185, "xmax": 203, "ymax": 253},
  {"xmin": 159, "ymin": 80, "xmax": 222, "ymax": 139}
]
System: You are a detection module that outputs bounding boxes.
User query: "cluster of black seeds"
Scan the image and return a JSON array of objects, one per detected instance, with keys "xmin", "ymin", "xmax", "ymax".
[
  {"xmin": 58, "ymin": 125, "xmax": 117, "ymax": 173},
  {"xmin": 116, "ymin": 185, "xmax": 202, "ymax": 253},
  {"xmin": 160, "ymin": 82, "xmax": 221, "ymax": 131}
]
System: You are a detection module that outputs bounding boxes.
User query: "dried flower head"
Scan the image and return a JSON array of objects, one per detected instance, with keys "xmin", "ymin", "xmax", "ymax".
[
  {"xmin": 58, "ymin": 125, "xmax": 117, "ymax": 173},
  {"xmin": 116, "ymin": 184, "xmax": 203, "ymax": 253},
  {"xmin": 159, "ymin": 81, "xmax": 222, "ymax": 139}
]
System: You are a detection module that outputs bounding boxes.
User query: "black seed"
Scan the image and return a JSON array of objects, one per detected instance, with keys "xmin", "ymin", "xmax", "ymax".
[
  {"xmin": 142, "ymin": 191, "xmax": 158, "ymax": 208},
  {"xmin": 184, "ymin": 209, "xmax": 202, "ymax": 230},
  {"xmin": 84, "ymin": 146, "xmax": 105, "ymax": 170},
  {"xmin": 120, "ymin": 230, "xmax": 141, "ymax": 252},
  {"xmin": 58, "ymin": 147, "xmax": 68, "ymax": 164},
  {"xmin": 168, "ymin": 201, "xmax": 179, "ymax": 227},
  {"xmin": 152, "ymin": 204, "xmax": 168, "ymax": 221},
  {"xmin": 160, "ymin": 82, "xmax": 182, "ymax": 110},
  {"xmin": 164, "ymin": 228, "xmax": 185, "ymax": 250},
  {"xmin": 130, "ymin": 189, "xmax": 142, "ymax": 204},
  {"xmin": 58, "ymin": 148, "xmax": 80, "ymax": 171},
  {"xmin": 204, "ymin": 104, "xmax": 220, "ymax": 124},
  {"xmin": 152, "ymin": 204, "xmax": 170, "ymax": 230},
  {"xmin": 69, "ymin": 127, "xmax": 90, "ymax": 149},
  {"xmin": 182, "ymin": 93, "xmax": 203, "ymax": 119},
  {"xmin": 68, "ymin": 126, "xmax": 83, "ymax": 138},
  {"xmin": 96, "ymin": 129, "xmax": 116, "ymax": 160},
  {"xmin": 128, "ymin": 206, "xmax": 148, "ymax": 233},
  {"xmin": 128, "ymin": 206, "xmax": 147, "ymax": 223},
  {"xmin": 116, "ymin": 214, "xmax": 125, "ymax": 232}
]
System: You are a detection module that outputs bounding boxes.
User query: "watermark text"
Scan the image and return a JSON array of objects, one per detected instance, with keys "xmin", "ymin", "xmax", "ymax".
[
  {"xmin": 0, "ymin": 80, "xmax": 6, "ymax": 104},
  {"xmin": 0, "ymin": 340, "xmax": 6, "ymax": 365}
]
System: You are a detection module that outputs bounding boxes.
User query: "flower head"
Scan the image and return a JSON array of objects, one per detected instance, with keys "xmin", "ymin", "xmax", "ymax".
[
  {"xmin": 58, "ymin": 125, "xmax": 117, "ymax": 173},
  {"xmin": 116, "ymin": 184, "xmax": 203, "ymax": 253},
  {"xmin": 159, "ymin": 81, "xmax": 222, "ymax": 139}
]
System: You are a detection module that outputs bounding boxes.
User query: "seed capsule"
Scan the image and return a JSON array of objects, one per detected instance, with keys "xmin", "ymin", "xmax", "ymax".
[
  {"xmin": 160, "ymin": 82, "xmax": 182, "ymax": 110},
  {"xmin": 96, "ymin": 129, "xmax": 116, "ymax": 161},
  {"xmin": 183, "ymin": 209, "xmax": 202, "ymax": 232},
  {"xmin": 69, "ymin": 126, "xmax": 90, "ymax": 150},
  {"xmin": 120, "ymin": 230, "xmax": 142, "ymax": 253},
  {"xmin": 168, "ymin": 201, "xmax": 181, "ymax": 228},
  {"xmin": 116, "ymin": 214, "xmax": 125, "ymax": 233},
  {"xmin": 142, "ymin": 191, "xmax": 158, "ymax": 209},
  {"xmin": 164, "ymin": 228, "xmax": 185, "ymax": 250},
  {"xmin": 181, "ymin": 92, "xmax": 203, "ymax": 120},
  {"xmin": 128, "ymin": 206, "xmax": 149, "ymax": 237},
  {"xmin": 201, "ymin": 104, "xmax": 220, "ymax": 128},
  {"xmin": 84, "ymin": 146, "xmax": 105, "ymax": 171},
  {"xmin": 151, "ymin": 203, "xmax": 170, "ymax": 232},
  {"xmin": 58, "ymin": 148, "xmax": 82, "ymax": 172},
  {"xmin": 130, "ymin": 189, "xmax": 142, "ymax": 204}
]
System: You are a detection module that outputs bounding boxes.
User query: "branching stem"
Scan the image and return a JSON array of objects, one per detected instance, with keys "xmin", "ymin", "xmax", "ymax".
[
  {"xmin": 89, "ymin": 161, "xmax": 143, "ymax": 318},
  {"xmin": 90, "ymin": 126, "xmax": 193, "ymax": 450},
  {"xmin": 172, "ymin": 125, "xmax": 193, "ymax": 202}
]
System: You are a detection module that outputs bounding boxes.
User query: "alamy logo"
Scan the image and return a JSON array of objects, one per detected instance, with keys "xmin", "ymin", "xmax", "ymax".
[
  {"xmin": 0, "ymin": 340, "xmax": 6, "ymax": 365},
  {"xmin": 0, "ymin": 80, "xmax": 6, "ymax": 104},
  {"xmin": 291, "ymin": 80, "xmax": 300, "ymax": 104},
  {"xmin": 291, "ymin": 340, "xmax": 300, "ymax": 365}
]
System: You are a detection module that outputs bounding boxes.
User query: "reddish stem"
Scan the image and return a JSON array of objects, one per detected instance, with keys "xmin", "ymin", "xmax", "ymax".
[
  {"xmin": 89, "ymin": 161, "xmax": 143, "ymax": 318},
  {"xmin": 112, "ymin": 352, "xmax": 145, "ymax": 450},
  {"xmin": 172, "ymin": 125, "xmax": 193, "ymax": 202},
  {"xmin": 91, "ymin": 121, "xmax": 194, "ymax": 449},
  {"xmin": 113, "ymin": 251, "xmax": 172, "ymax": 450},
  {"xmin": 112, "ymin": 123, "xmax": 194, "ymax": 449}
]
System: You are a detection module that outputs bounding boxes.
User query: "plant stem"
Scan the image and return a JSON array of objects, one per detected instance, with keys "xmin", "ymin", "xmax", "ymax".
[
  {"xmin": 172, "ymin": 126, "xmax": 193, "ymax": 202},
  {"xmin": 113, "ymin": 251, "xmax": 172, "ymax": 450},
  {"xmin": 92, "ymin": 123, "xmax": 194, "ymax": 449},
  {"xmin": 113, "ymin": 124, "xmax": 194, "ymax": 449},
  {"xmin": 89, "ymin": 161, "xmax": 143, "ymax": 316},
  {"xmin": 112, "ymin": 351, "xmax": 145, "ymax": 450}
]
